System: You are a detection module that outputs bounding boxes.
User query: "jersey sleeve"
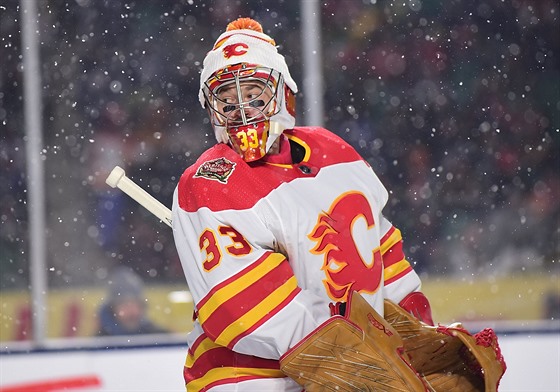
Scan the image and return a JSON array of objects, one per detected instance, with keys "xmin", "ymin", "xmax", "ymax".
[
  {"xmin": 379, "ymin": 216, "xmax": 422, "ymax": 303},
  {"xmin": 172, "ymin": 175, "xmax": 330, "ymax": 360}
]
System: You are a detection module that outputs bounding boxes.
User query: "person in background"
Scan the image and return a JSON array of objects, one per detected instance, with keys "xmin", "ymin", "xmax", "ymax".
[
  {"xmin": 171, "ymin": 17, "xmax": 505, "ymax": 391},
  {"xmin": 97, "ymin": 266, "xmax": 167, "ymax": 336}
]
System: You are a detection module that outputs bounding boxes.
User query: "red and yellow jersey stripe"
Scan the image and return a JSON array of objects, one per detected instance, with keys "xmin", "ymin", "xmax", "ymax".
[
  {"xmin": 196, "ymin": 251, "xmax": 301, "ymax": 349},
  {"xmin": 184, "ymin": 333, "xmax": 284, "ymax": 391},
  {"xmin": 381, "ymin": 226, "xmax": 413, "ymax": 285}
]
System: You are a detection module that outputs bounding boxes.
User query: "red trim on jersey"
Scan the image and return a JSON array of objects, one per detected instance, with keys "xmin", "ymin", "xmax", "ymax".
[
  {"xmin": 381, "ymin": 226, "xmax": 414, "ymax": 284},
  {"xmin": 200, "ymin": 254, "xmax": 297, "ymax": 342},
  {"xmin": 380, "ymin": 227, "xmax": 405, "ymax": 267},
  {"xmin": 187, "ymin": 332, "xmax": 208, "ymax": 357},
  {"xmin": 185, "ymin": 344, "xmax": 280, "ymax": 382},
  {"xmin": 380, "ymin": 226, "xmax": 396, "ymax": 246},
  {"xmin": 197, "ymin": 251, "xmax": 272, "ymax": 311},
  {"xmin": 184, "ymin": 332, "xmax": 285, "ymax": 390},
  {"xmin": 385, "ymin": 265, "xmax": 413, "ymax": 285},
  {"xmin": 228, "ymin": 286, "xmax": 301, "ymax": 349},
  {"xmin": 178, "ymin": 127, "xmax": 364, "ymax": 212}
]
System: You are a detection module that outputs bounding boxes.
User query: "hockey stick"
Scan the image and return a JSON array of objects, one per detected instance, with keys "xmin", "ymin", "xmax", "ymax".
[{"xmin": 105, "ymin": 166, "xmax": 172, "ymax": 228}]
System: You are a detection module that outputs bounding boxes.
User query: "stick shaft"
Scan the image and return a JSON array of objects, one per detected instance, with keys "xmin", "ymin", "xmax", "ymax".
[{"xmin": 107, "ymin": 167, "xmax": 172, "ymax": 227}]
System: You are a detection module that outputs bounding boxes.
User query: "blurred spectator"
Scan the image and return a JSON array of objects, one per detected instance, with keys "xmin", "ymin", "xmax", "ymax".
[
  {"xmin": 96, "ymin": 266, "xmax": 167, "ymax": 336},
  {"xmin": 0, "ymin": 0, "xmax": 558, "ymax": 288}
]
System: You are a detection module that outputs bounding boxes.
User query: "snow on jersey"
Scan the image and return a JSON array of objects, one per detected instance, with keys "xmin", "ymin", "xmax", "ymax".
[{"xmin": 172, "ymin": 126, "xmax": 421, "ymax": 390}]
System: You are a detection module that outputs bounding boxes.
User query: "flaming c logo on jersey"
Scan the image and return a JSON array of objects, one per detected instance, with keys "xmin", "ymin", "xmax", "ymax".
[
  {"xmin": 222, "ymin": 43, "xmax": 248, "ymax": 59},
  {"xmin": 308, "ymin": 191, "xmax": 383, "ymax": 302},
  {"xmin": 194, "ymin": 157, "xmax": 236, "ymax": 184}
]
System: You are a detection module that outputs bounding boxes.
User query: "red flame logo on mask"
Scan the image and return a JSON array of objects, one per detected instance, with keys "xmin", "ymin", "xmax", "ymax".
[
  {"xmin": 222, "ymin": 43, "xmax": 249, "ymax": 59},
  {"xmin": 308, "ymin": 192, "xmax": 383, "ymax": 302}
]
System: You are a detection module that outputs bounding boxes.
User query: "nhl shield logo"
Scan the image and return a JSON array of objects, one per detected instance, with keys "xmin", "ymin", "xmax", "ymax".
[{"xmin": 194, "ymin": 157, "xmax": 236, "ymax": 184}]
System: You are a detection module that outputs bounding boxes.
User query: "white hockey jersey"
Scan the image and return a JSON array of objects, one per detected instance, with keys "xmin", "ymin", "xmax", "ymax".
[{"xmin": 172, "ymin": 126, "xmax": 422, "ymax": 391}]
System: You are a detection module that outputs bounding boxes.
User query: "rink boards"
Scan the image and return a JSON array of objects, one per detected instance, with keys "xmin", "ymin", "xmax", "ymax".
[{"xmin": 0, "ymin": 329, "xmax": 558, "ymax": 391}]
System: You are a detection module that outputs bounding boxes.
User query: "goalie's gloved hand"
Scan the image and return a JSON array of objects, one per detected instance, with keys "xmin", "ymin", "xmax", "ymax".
[
  {"xmin": 399, "ymin": 291, "xmax": 434, "ymax": 325},
  {"xmin": 384, "ymin": 299, "xmax": 506, "ymax": 392},
  {"xmin": 328, "ymin": 301, "xmax": 346, "ymax": 316}
]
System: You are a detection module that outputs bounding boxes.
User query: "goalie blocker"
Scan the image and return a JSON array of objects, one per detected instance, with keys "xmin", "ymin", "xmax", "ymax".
[{"xmin": 280, "ymin": 291, "xmax": 506, "ymax": 392}]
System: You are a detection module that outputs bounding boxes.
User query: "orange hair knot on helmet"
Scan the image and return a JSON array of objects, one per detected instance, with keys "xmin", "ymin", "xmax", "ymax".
[{"xmin": 226, "ymin": 17, "xmax": 264, "ymax": 33}]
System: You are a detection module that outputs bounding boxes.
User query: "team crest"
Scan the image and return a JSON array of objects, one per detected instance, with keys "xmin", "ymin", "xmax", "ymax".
[
  {"xmin": 194, "ymin": 157, "xmax": 236, "ymax": 184},
  {"xmin": 223, "ymin": 42, "xmax": 248, "ymax": 59},
  {"xmin": 308, "ymin": 191, "xmax": 383, "ymax": 302}
]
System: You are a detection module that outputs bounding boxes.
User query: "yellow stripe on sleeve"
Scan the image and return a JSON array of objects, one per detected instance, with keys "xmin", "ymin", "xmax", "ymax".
[
  {"xmin": 384, "ymin": 259, "xmax": 411, "ymax": 281},
  {"xmin": 380, "ymin": 228, "xmax": 402, "ymax": 255},
  {"xmin": 215, "ymin": 275, "xmax": 299, "ymax": 346},
  {"xmin": 198, "ymin": 253, "xmax": 286, "ymax": 323}
]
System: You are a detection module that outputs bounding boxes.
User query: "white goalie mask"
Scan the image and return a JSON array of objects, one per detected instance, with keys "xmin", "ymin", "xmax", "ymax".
[{"xmin": 199, "ymin": 18, "xmax": 298, "ymax": 162}]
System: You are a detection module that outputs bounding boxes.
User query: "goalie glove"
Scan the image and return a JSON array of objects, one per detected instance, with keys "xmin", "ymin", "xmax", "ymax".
[
  {"xmin": 280, "ymin": 291, "xmax": 429, "ymax": 391},
  {"xmin": 384, "ymin": 299, "xmax": 507, "ymax": 392},
  {"xmin": 399, "ymin": 291, "xmax": 434, "ymax": 325}
]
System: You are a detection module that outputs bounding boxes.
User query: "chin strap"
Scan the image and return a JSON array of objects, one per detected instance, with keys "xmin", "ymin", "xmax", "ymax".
[{"xmin": 399, "ymin": 291, "xmax": 434, "ymax": 326}]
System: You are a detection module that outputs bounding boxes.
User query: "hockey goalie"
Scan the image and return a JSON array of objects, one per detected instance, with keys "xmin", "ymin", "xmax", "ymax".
[{"xmin": 171, "ymin": 17, "xmax": 507, "ymax": 391}]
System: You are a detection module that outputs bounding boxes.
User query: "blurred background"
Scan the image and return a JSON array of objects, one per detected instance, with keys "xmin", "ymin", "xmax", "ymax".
[{"xmin": 1, "ymin": 0, "xmax": 558, "ymax": 345}]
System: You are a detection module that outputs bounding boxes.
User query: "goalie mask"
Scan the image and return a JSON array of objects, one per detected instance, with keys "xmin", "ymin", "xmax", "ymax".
[{"xmin": 199, "ymin": 18, "xmax": 298, "ymax": 162}]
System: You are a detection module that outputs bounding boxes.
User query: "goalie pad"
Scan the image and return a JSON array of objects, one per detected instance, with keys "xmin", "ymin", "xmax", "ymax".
[
  {"xmin": 384, "ymin": 299, "xmax": 507, "ymax": 392},
  {"xmin": 280, "ymin": 291, "xmax": 429, "ymax": 391}
]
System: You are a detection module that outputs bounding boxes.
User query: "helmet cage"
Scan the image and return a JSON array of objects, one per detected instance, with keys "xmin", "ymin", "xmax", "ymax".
[
  {"xmin": 202, "ymin": 63, "xmax": 294, "ymax": 162},
  {"xmin": 203, "ymin": 64, "xmax": 281, "ymax": 128}
]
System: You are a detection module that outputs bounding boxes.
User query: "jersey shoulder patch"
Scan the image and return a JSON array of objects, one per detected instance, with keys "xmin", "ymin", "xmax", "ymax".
[
  {"xmin": 178, "ymin": 144, "xmax": 274, "ymax": 213},
  {"xmin": 193, "ymin": 156, "xmax": 237, "ymax": 184}
]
